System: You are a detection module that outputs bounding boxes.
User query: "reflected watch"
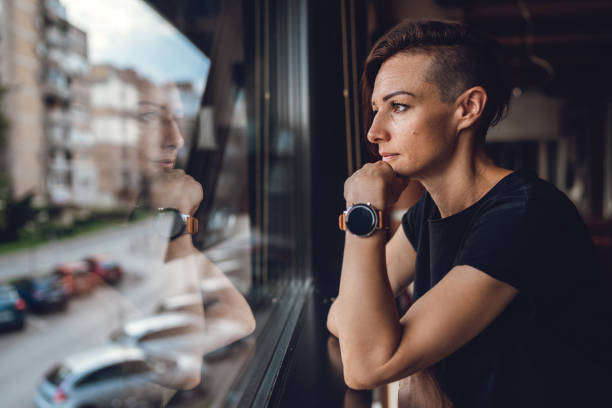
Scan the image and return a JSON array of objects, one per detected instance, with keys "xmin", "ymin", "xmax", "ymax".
[
  {"xmin": 156, "ymin": 208, "xmax": 198, "ymax": 240},
  {"xmin": 338, "ymin": 203, "xmax": 386, "ymax": 237}
]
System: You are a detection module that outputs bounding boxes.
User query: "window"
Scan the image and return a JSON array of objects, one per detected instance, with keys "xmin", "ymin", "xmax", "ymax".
[
  {"xmin": 122, "ymin": 360, "xmax": 152, "ymax": 376},
  {"xmin": 1, "ymin": 0, "xmax": 312, "ymax": 406},
  {"xmin": 76, "ymin": 364, "xmax": 124, "ymax": 387},
  {"xmin": 46, "ymin": 364, "xmax": 72, "ymax": 386}
]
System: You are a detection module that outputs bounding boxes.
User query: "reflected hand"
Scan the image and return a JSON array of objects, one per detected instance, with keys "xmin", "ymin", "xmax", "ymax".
[
  {"xmin": 150, "ymin": 169, "xmax": 203, "ymax": 215},
  {"xmin": 344, "ymin": 161, "xmax": 409, "ymax": 209}
]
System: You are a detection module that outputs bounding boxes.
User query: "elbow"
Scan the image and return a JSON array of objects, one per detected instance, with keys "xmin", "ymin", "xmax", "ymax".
[
  {"xmin": 342, "ymin": 366, "xmax": 380, "ymax": 390},
  {"xmin": 341, "ymin": 350, "xmax": 423, "ymax": 391},
  {"xmin": 344, "ymin": 376, "xmax": 373, "ymax": 391},
  {"xmin": 341, "ymin": 356, "xmax": 384, "ymax": 390},
  {"xmin": 241, "ymin": 310, "xmax": 256, "ymax": 336},
  {"xmin": 245, "ymin": 314, "xmax": 256, "ymax": 336}
]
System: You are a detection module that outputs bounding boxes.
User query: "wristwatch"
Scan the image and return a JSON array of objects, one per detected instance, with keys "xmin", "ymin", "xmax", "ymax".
[
  {"xmin": 156, "ymin": 208, "xmax": 198, "ymax": 240},
  {"xmin": 338, "ymin": 203, "xmax": 386, "ymax": 237}
]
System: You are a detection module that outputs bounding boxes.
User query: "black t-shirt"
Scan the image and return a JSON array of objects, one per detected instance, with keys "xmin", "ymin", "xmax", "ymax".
[{"xmin": 402, "ymin": 170, "xmax": 612, "ymax": 408}]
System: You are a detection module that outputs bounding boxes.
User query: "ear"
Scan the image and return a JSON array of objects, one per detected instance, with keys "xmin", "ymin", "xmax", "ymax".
[{"xmin": 455, "ymin": 86, "xmax": 487, "ymax": 134}]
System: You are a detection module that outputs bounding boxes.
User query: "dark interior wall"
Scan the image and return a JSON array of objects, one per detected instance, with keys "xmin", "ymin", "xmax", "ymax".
[
  {"xmin": 308, "ymin": 0, "xmax": 349, "ymax": 295},
  {"xmin": 308, "ymin": 0, "xmax": 374, "ymax": 295}
]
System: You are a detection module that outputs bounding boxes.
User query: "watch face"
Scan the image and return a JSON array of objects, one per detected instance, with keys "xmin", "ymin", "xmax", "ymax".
[
  {"xmin": 346, "ymin": 204, "xmax": 377, "ymax": 236},
  {"xmin": 154, "ymin": 208, "xmax": 185, "ymax": 239}
]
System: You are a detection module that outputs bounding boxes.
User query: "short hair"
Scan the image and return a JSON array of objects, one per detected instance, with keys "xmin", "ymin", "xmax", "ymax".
[{"xmin": 361, "ymin": 20, "xmax": 512, "ymax": 145}]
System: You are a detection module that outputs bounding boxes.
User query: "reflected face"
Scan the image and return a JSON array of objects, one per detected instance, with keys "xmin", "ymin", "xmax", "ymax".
[
  {"xmin": 139, "ymin": 85, "xmax": 185, "ymax": 173},
  {"xmin": 368, "ymin": 52, "xmax": 458, "ymax": 178}
]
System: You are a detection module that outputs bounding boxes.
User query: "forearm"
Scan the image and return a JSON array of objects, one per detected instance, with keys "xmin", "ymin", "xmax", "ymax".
[
  {"xmin": 199, "ymin": 255, "xmax": 256, "ymax": 334},
  {"xmin": 164, "ymin": 234, "xmax": 198, "ymax": 262},
  {"xmin": 336, "ymin": 231, "xmax": 402, "ymax": 384}
]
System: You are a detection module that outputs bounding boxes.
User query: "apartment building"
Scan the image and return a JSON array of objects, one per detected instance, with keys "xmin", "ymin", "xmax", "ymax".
[
  {"xmin": 0, "ymin": 0, "xmax": 98, "ymax": 208},
  {"xmin": 0, "ymin": 0, "xmax": 46, "ymax": 204},
  {"xmin": 44, "ymin": 2, "xmax": 97, "ymax": 206},
  {"xmin": 89, "ymin": 64, "xmax": 142, "ymax": 208}
]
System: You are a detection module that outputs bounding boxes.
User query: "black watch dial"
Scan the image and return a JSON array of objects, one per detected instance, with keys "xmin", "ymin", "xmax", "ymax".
[
  {"xmin": 346, "ymin": 204, "xmax": 377, "ymax": 236},
  {"xmin": 155, "ymin": 208, "xmax": 186, "ymax": 240}
]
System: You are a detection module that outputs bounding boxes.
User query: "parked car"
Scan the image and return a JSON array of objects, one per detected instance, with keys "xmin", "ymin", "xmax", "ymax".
[
  {"xmin": 110, "ymin": 312, "xmax": 207, "ymax": 357},
  {"xmin": 53, "ymin": 261, "xmax": 99, "ymax": 296},
  {"xmin": 33, "ymin": 345, "xmax": 201, "ymax": 408},
  {"xmin": 0, "ymin": 285, "xmax": 26, "ymax": 330},
  {"xmin": 84, "ymin": 254, "xmax": 123, "ymax": 285},
  {"xmin": 155, "ymin": 292, "xmax": 217, "ymax": 316},
  {"xmin": 14, "ymin": 275, "xmax": 69, "ymax": 312},
  {"xmin": 111, "ymin": 312, "xmax": 249, "ymax": 359}
]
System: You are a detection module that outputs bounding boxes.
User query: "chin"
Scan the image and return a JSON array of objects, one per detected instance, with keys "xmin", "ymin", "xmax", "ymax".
[{"xmin": 389, "ymin": 163, "xmax": 413, "ymax": 177}]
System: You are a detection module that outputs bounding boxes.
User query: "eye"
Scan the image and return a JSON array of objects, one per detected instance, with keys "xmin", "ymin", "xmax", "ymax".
[
  {"xmin": 139, "ymin": 111, "xmax": 160, "ymax": 123},
  {"xmin": 391, "ymin": 102, "xmax": 409, "ymax": 113}
]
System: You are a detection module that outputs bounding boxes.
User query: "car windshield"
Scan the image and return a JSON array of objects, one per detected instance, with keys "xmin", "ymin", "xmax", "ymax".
[
  {"xmin": 34, "ymin": 277, "xmax": 60, "ymax": 289},
  {"xmin": 0, "ymin": 286, "xmax": 12, "ymax": 301},
  {"xmin": 46, "ymin": 364, "xmax": 72, "ymax": 386}
]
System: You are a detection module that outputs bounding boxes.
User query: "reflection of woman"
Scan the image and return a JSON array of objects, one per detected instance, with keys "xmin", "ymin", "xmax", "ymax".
[
  {"xmin": 328, "ymin": 21, "xmax": 611, "ymax": 407},
  {"xmin": 122, "ymin": 83, "xmax": 255, "ymax": 393},
  {"xmin": 139, "ymin": 81, "xmax": 254, "ymax": 321}
]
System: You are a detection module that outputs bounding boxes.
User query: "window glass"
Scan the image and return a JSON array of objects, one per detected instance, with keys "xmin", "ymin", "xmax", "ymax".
[
  {"xmin": 122, "ymin": 360, "xmax": 152, "ymax": 376},
  {"xmin": 77, "ymin": 364, "xmax": 124, "ymax": 387},
  {"xmin": 46, "ymin": 364, "xmax": 72, "ymax": 386},
  {"xmin": 0, "ymin": 0, "xmax": 311, "ymax": 406}
]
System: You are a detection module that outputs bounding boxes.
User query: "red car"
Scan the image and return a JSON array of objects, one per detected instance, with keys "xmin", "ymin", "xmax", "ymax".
[
  {"xmin": 53, "ymin": 261, "xmax": 99, "ymax": 296},
  {"xmin": 84, "ymin": 255, "xmax": 123, "ymax": 285}
]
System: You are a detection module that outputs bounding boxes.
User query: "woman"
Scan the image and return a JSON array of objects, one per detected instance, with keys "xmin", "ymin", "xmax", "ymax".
[{"xmin": 328, "ymin": 20, "xmax": 611, "ymax": 407}]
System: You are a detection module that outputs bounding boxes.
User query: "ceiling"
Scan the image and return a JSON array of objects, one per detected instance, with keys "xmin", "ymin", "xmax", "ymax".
[
  {"xmin": 462, "ymin": 0, "xmax": 612, "ymax": 97},
  {"xmin": 145, "ymin": 0, "xmax": 612, "ymax": 98}
]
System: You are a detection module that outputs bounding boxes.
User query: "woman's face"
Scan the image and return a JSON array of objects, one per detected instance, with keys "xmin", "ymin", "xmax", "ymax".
[
  {"xmin": 368, "ymin": 52, "xmax": 459, "ymax": 178},
  {"xmin": 138, "ymin": 85, "xmax": 185, "ymax": 174}
]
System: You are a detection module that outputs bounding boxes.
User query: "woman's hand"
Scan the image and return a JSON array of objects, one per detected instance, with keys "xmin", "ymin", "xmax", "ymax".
[
  {"xmin": 344, "ymin": 161, "xmax": 409, "ymax": 209},
  {"xmin": 150, "ymin": 169, "xmax": 204, "ymax": 215}
]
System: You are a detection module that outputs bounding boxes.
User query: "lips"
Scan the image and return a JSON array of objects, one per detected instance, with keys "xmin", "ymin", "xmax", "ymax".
[
  {"xmin": 380, "ymin": 152, "xmax": 399, "ymax": 162},
  {"xmin": 152, "ymin": 159, "xmax": 175, "ymax": 169}
]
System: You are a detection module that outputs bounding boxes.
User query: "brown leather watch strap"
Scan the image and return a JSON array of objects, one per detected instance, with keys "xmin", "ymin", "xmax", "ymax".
[
  {"xmin": 184, "ymin": 216, "xmax": 198, "ymax": 234},
  {"xmin": 338, "ymin": 208, "xmax": 386, "ymax": 231},
  {"xmin": 338, "ymin": 213, "xmax": 347, "ymax": 231}
]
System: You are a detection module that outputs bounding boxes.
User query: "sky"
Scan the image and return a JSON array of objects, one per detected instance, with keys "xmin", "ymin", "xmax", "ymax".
[{"xmin": 61, "ymin": 0, "xmax": 210, "ymax": 94}]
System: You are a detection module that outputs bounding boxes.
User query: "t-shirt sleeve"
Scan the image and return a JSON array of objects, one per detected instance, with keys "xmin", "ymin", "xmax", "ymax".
[
  {"xmin": 401, "ymin": 193, "xmax": 429, "ymax": 249},
  {"xmin": 453, "ymin": 194, "xmax": 536, "ymax": 290}
]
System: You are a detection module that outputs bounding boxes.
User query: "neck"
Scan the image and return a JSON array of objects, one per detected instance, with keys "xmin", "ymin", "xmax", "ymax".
[{"xmin": 416, "ymin": 143, "xmax": 512, "ymax": 218}]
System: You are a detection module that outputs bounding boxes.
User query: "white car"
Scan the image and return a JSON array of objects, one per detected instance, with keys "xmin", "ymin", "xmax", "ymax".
[
  {"xmin": 111, "ymin": 312, "xmax": 249, "ymax": 358},
  {"xmin": 155, "ymin": 293, "xmax": 211, "ymax": 316},
  {"xmin": 33, "ymin": 345, "xmax": 200, "ymax": 408}
]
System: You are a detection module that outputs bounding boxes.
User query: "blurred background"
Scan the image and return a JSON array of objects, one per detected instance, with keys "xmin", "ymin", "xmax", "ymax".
[{"xmin": 0, "ymin": 0, "xmax": 610, "ymax": 407}]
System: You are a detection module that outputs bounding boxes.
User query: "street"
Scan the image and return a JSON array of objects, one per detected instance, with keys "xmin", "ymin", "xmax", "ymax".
[{"xmin": 0, "ymin": 216, "xmax": 252, "ymax": 407}]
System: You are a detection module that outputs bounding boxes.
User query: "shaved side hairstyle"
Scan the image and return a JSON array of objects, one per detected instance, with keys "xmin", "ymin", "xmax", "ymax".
[{"xmin": 361, "ymin": 20, "xmax": 512, "ymax": 145}]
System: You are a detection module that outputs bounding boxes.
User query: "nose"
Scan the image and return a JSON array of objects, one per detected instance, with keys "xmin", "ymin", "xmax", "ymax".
[
  {"xmin": 161, "ymin": 113, "xmax": 184, "ymax": 151},
  {"xmin": 366, "ymin": 113, "xmax": 390, "ymax": 144}
]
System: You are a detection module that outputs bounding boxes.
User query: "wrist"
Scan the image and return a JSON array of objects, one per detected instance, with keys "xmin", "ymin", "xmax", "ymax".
[
  {"xmin": 339, "ymin": 203, "xmax": 388, "ymax": 237},
  {"xmin": 345, "ymin": 197, "xmax": 387, "ymax": 211}
]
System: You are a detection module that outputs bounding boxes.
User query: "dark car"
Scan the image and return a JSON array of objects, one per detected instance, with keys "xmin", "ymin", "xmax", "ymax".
[
  {"xmin": 14, "ymin": 275, "xmax": 69, "ymax": 312},
  {"xmin": 84, "ymin": 254, "xmax": 123, "ymax": 285},
  {"xmin": 0, "ymin": 285, "xmax": 27, "ymax": 330}
]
